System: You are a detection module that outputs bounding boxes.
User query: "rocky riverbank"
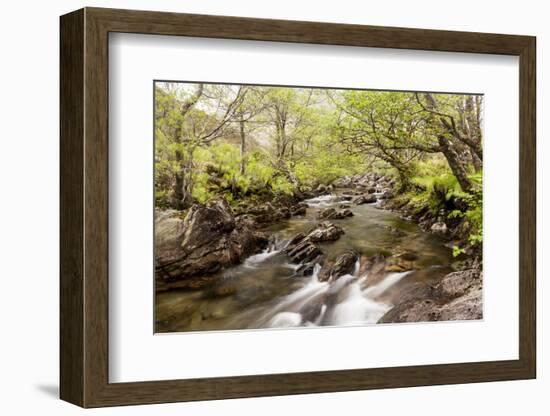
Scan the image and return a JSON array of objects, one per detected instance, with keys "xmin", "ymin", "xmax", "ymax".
[
  {"xmin": 378, "ymin": 267, "xmax": 483, "ymax": 323},
  {"xmin": 155, "ymin": 171, "xmax": 482, "ymax": 325},
  {"xmin": 155, "ymin": 199, "xmax": 269, "ymax": 291},
  {"xmin": 330, "ymin": 172, "xmax": 482, "ymax": 322}
]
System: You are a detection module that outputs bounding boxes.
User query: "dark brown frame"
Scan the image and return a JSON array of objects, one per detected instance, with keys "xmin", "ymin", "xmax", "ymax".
[{"xmin": 60, "ymin": 7, "xmax": 536, "ymax": 408}]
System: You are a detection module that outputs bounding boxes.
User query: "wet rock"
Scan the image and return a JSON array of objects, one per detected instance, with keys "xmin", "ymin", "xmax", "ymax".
[
  {"xmin": 285, "ymin": 223, "xmax": 344, "ymax": 266},
  {"xmin": 315, "ymin": 184, "xmax": 328, "ymax": 194},
  {"xmin": 239, "ymin": 202, "xmax": 292, "ymax": 224},
  {"xmin": 286, "ymin": 240, "xmax": 322, "ymax": 264},
  {"xmin": 335, "ymin": 195, "xmax": 354, "ymax": 202},
  {"xmin": 384, "ymin": 263, "xmax": 410, "ymax": 273},
  {"xmin": 307, "ymin": 221, "xmax": 345, "ymax": 242},
  {"xmin": 279, "ymin": 207, "xmax": 292, "ymax": 219},
  {"xmin": 317, "ymin": 207, "xmax": 354, "ymax": 220},
  {"xmin": 300, "ymin": 301, "xmax": 325, "ymax": 323},
  {"xmin": 295, "ymin": 255, "xmax": 324, "ymax": 276},
  {"xmin": 299, "ymin": 189, "xmax": 316, "ymax": 199},
  {"xmin": 383, "ymin": 251, "xmax": 417, "ymax": 273},
  {"xmin": 333, "ymin": 176, "xmax": 353, "ymax": 188},
  {"xmin": 438, "ymin": 289, "xmax": 482, "ymax": 320},
  {"xmin": 317, "ymin": 208, "xmax": 336, "ymax": 219},
  {"xmin": 378, "ymin": 190, "xmax": 394, "ymax": 200},
  {"xmin": 431, "ymin": 221, "xmax": 448, "ymax": 235},
  {"xmin": 285, "ymin": 232, "xmax": 307, "ymax": 250},
  {"xmin": 379, "ymin": 297, "xmax": 442, "ymax": 323},
  {"xmin": 435, "ymin": 269, "xmax": 481, "ymax": 299},
  {"xmin": 290, "ymin": 203, "xmax": 307, "ymax": 216},
  {"xmin": 336, "ymin": 209, "xmax": 354, "ymax": 219},
  {"xmin": 327, "ymin": 251, "xmax": 359, "ymax": 280},
  {"xmin": 378, "ymin": 269, "xmax": 482, "ymax": 323},
  {"xmin": 367, "ymin": 187, "xmax": 377, "ymax": 194},
  {"xmin": 296, "ymin": 262, "xmax": 315, "ymax": 276},
  {"xmin": 353, "ymin": 194, "xmax": 378, "ymax": 205},
  {"xmin": 155, "ymin": 200, "xmax": 268, "ymax": 288}
]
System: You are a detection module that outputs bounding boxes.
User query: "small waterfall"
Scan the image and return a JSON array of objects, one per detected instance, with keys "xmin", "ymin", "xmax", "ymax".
[
  {"xmin": 311, "ymin": 263, "xmax": 322, "ymax": 281},
  {"xmin": 268, "ymin": 312, "xmax": 302, "ymax": 328},
  {"xmin": 260, "ymin": 264, "xmax": 329, "ymax": 327},
  {"xmin": 327, "ymin": 273, "xmax": 355, "ymax": 295},
  {"xmin": 353, "ymin": 259, "xmax": 361, "ymax": 276},
  {"xmin": 305, "ymin": 194, "xmax": 337, "ymax": 208},
  {"xmin": 326, "ymin": 283, "xmax": 389, "ymax": 326},
  {"xmin": 313, "ymin": 304, "xmax": 327, "ymax": 325},
  {"xmin": 244, "ymin": 236, "xmax": 283, "ymax": 268},
  {"xmin": 363, "ymin": 271, "xmax": 412, "ymax": 298},
  {"xmin": 258, "ymin": 260, "xmax": 412, "ymax": 329}
]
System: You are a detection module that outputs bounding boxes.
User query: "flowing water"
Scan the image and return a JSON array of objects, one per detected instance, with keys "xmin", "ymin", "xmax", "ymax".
[{"xmin": 155, "ymin": 191, "xmax": 453, "ymax": 333}]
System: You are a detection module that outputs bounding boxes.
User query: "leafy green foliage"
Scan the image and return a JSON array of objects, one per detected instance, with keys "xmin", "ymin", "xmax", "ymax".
[
  {"xmin": 154, "ymin": 82, "xmax": 483, "ymax": 252},
  {"xmin": 452, "ymin": 246, "xmax": 466, "ymax": 257},
  {"xmin": 451, "ymin": 171, "xmax": 483, "ymax": 247},
  {"xmin": 155, "ymin": 84, "xmax": 368, "ymax": 206},
  {"xmin": 403, "ymin": 159, "xmax": 482, "ymax": 250}
]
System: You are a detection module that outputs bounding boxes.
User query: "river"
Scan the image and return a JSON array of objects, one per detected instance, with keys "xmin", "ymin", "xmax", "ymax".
[{"xmin": 155, "ymin": 191, "xmax": 453, "ymax": 333}]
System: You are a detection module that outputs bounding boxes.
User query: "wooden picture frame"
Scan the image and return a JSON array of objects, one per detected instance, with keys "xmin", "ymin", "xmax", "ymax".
[{"xmin": 60, "ymin": 7, "xmax": 536, "ymax": 408}]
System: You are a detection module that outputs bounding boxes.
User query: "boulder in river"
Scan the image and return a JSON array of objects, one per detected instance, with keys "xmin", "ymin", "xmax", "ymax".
[
  {"xmin": 307, "ymin": 221, "xmax": 345, "ymax": 242},
  {"xmin": 332, "ymin": 251, "xmax": 359, "ymax": 276},
  {"xmin": 295, "ymin": 256, "xmax": 325, "ymax": 276},
  {"xmin": 296, "ymin": 262, "xmax": 316, "ymax": 276},
  {"xmin": 378, "ymin": 190, "xmax": 394, "ymax": 200},
  {"xmin": 332, "ymin": 176, "xmax": 353, "ymax": 188},
  {"xmin": 286, "ymin": 232, "xmax": 307, "ymax": 249},
  {"xmin": 155, "ymin": 200, "xmax": 268, "ymax": 289},
  {"xmin": 315, "ymin": 184, "xmax": 328, "ymax": 194},
  {"xmin": 353, "ymin": 194, "xmax": 378, "ymax": 205},
  {"xmin": 290, "ymin": 203, "xmax": 307, "ymax": 216},
  {"xmin": 317, "ymin": 207, "xmax": 354, "ymax": 220},
  {"xmin": 335, "ymin": 195, "xmax": 354, "ymax": 202},
  {"xmin": 284, "ymin": 222, "xmax": 344, "ymax": 266},
  {"xmin": 286, "ymin": 239, "xmax": 323, "ymax": 264},
  {"xmin": 320, "ymin": 251, "xmax": 359, "ymax": 281},
  {"xmin": 285, "ymin": 223, "xmax": 345, "ymax": 248},
  {"xmin": 239, "ymin": 202, "xmax": 291, "ymax": 224},
  {"xmin": 431, "ymin": 220, "xmax": 448, "ymax": 235}
]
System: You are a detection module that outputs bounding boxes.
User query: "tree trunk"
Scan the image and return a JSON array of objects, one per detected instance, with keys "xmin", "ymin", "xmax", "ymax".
[
  {"xmin": 395, "ymin": 166, "xmax": 413, "ymax": 192},
  {"xmin": 470, "ymin": 148, "xmax": 482, "ymax": 172},
  {"xmin": 170, "ymin": 84, "xmax": 204, "ymax": 210},
  {"xmin": 422, "ymin": 93, "xmax": 474, "ymax": 192},
  {"xmin": 172, "ymin": 146, "xmax": 196, "ymax": 210},
  {"xmin": 239, "ymin": 118, "xmax": 246, "ymax": 175},
  {"xmin": 438, "ymin": 135, "xmax": 472, "ymax": 192}
]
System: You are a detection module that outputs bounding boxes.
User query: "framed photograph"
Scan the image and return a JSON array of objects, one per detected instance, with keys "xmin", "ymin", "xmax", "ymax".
[{"xmin": 60, "ymin": 7, "xmax": 536, "ymax": 408}]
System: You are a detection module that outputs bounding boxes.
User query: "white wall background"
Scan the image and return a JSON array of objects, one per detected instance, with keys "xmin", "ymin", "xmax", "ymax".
[{"xmin": 0, "ymin": 0, "xmax": 545, "ymax": 414}]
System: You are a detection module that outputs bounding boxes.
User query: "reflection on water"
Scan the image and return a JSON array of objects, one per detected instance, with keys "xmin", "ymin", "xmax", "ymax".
[{"xmin": 155, "ymin": 192, "xmax": 453, "ymax": 333}]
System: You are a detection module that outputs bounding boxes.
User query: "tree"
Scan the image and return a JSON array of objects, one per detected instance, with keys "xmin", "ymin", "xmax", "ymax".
[
  {"xmin": 415, "ymin": 93, "xmax": 483, "ymax": 192},
  {"xmin": 232, "ymin": 87, "xmax": 269, "ymax": 175},
  {"xmin": 261, "ymin": 88, "xmax": 325, "ymax": 187},
  {"xmin": 332, "ymin": 90, "xmax": 431, "ymax": 191},
  {"xmin": 155, "ymin": 83, "xmax": 248, "ymax": 209},
  {"xmin": 333, "ymin": 90, "xmax": 483, "ymax": 192},
  {"xmin": 155, "ymin": 82, "xmax": 483, "ymax": 212}
]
